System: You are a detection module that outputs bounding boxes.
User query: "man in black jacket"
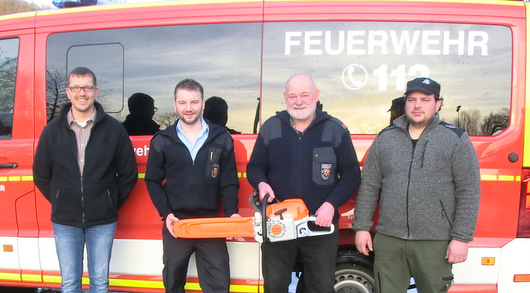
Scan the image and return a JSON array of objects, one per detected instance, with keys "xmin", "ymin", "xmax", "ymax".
[
  {"xmin": 33, "ymin": 67, "xmax": 138, "ymax": 293},
  {"xmin": 145, "ymin": 79, "xmax": 240, "ymax": 293},
  {"xmin": 247, "ymin": 74, "xmax": 361, "ymax": 293}
]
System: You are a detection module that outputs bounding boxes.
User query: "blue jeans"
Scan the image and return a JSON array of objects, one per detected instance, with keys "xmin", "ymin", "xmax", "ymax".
[{"xmin": 53, "ymin": 222, "xmax": 117, "ymax": 293}]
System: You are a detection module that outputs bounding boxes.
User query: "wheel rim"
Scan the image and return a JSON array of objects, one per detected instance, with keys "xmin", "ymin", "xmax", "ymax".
[{"xmin": 334, "ymin": 267, "xmax": 375, "ymax": 293}]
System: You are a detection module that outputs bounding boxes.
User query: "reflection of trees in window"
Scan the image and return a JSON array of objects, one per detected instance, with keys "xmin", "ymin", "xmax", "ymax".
[
  {"xmin": 0, "ymin": 46, "xmax": 17, "ymax": 137},
  {"xmin": 451, "ymin": 108, "xmax": 509, "ymax": 136},
  {"xmin": 46, "ymin": 68, "xmax": 68, "ymax": 122},
  {"xmin": 0, "ymin": 50, "xmax": 16, "ymax": 113},
  {"xmin": 155, "ymin": 112, "xmax": 179, "ymax": 130},
  {"xmin": 481, "ymin": 108, "xmax": 509, "ymax": 136},
  {"xmin": 457, "ymin": 109, "xmax": 481, "ymax": 135},
  {"xmin": 46, "ymin": 67, "xmax": 114, "ymax": 122}
]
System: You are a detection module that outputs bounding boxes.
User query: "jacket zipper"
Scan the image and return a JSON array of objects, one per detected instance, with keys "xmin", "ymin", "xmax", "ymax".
[
  {"xmin": 405, "ymin": 143, "xmax": 414, "ymax": 238},
  {"xmin": 81, "ymin": 176, "xmax": 85, "ymax": 226},
  {"xmin": 420, "ymin": 141, "xmax": 429, "ymax": 168},
  {"xmin": 80, "ymin": 121, "xmax": 92, "ymax": 227},
  {"xmin": 291, "ymin": 120, "xmax": 305, "ymax": 195}
]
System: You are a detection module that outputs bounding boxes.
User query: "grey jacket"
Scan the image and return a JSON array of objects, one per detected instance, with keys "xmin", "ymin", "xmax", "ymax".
[{"xmin": 353, "ymin": 114, "xmax": 480, "ymax": 242}]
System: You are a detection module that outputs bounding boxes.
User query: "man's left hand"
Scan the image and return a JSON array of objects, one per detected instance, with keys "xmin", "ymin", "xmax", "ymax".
[
  {"xmin": 315, "ymin": 202, "xmax": 334, "ymax": 227},
  {"xmin": 446, "ymin": 239, "xmax": 469, "ymax": 264}
]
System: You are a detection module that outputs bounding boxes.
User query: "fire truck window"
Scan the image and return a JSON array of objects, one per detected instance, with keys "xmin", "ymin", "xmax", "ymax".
[
  {"xmin": 0, "ymin": 38, "xmax": 18, "ymax": 139},
  {"xmin": 46, "ymin": 23, "xmax": 261, "ymax": 134},
  {"xmin": 262, "ymin": 22, "xmax": 512, "ymax": 136},
  {"xmin": 67, "ymin": 43, "xmax": 125, "ymax": 114}
]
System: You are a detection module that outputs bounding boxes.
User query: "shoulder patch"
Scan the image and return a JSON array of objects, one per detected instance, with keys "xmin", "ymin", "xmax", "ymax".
[
  {"xmin": 260, "ymin": 116, "xmax": 283, "ymax": 145},
  {"xmin": 150, "ymin": 128, "xmax": 168, "ymax": 141},
  {"xmin": 321, "ymin": 117, "xmax": 349, "ymax": 148},
  {"xmin": 330, "ymin": 117, "xmax": 348, "ymax": 130},
  {"xmin": 150, "ymin": 131, "xmax": 173, "ymax": 152},
  {"xmin": 439, "ymin": 121, "xmax": 465, "ymax": 138},
  {"xmin": 379, "ymin": 125, "xmax": 397, "ymax": 134}
]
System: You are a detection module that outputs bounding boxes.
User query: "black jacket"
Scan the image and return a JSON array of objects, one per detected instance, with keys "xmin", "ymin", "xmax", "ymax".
[
  {"xmin": 247, "ymin": 110, "xmax": 361, "ymax": 219},
  {"xmin": 145, "ymin": 120, "xmax": 239, "ymax": 220},
  {"xmin": 33, "ymin": 102, "xmax": 138, "ymax": 228}
]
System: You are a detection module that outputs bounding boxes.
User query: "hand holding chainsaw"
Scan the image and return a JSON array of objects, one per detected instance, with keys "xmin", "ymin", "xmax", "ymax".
[
  {"xmin": 172, "ymin": 191, "xmax": 335, "ymax": 243},
  {"xmin": 315, "ymin": 201, "xmax": 335, "ymax": 228},
  {"xmin": 167, "ymin": 213, "xmax": 241, "ymax": 239},
  {"xmin": 257, "ymin": 181, "xmax": 276, "ymax": 202},
  {"xmin": 166, "ymin": 214, "xmax": 179, "ymax": 238},
  {"xmin": 259, "ymin": 181, "xmax": 334, "ymax": 228}
]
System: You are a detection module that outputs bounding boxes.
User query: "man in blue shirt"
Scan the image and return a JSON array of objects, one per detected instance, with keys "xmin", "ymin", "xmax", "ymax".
[{"xmin": 145, "ymin": 79, "xmax": 240, "ymax": 293}]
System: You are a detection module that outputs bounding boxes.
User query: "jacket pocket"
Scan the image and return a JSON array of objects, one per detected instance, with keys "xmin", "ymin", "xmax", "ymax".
[
  {"xmin": 51, "ymin": 187, "xmax": 83, "ymax": 224},
  {"xmin": 83, "ymin": 184, "xmax": 116, "ymax": 223},
  {"xmin": 312, "ymin": 147, "xmax": 336, "ymax": 186},
  {"xmin": 440, "ymin": 200, "xmax": 453, "ymax": 228}
]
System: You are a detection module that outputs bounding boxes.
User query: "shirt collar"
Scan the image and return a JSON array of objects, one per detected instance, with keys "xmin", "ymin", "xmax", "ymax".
[
  {"xmin": 67, "ymin": 108, "xmax": 96, "ymax": 128},
  {"xmin": 176, "ymin": 117, "xmax": 209, "ymax": 136}
]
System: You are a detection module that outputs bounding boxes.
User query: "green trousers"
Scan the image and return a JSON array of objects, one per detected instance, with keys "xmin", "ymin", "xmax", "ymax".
[{"xmin": 373, "ymin": 233, "xmax": 453, "ymax": 293}]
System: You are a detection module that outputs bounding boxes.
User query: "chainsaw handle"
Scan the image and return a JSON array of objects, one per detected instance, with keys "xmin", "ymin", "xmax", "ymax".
[
  {"xmin": 262, "ymin": 193, "xmax": 270, "ymax": 242},
  {"xmin": 297, "ymin": 216, "xmax": 335, "ymax": 237},
  {"xmin": 249, "ymin": 190, "xmax": 279, "ymax": 213}
]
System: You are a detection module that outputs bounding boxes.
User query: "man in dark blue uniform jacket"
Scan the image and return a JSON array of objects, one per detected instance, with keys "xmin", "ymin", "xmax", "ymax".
[
  {"xmin": 145, "ymin": 79, "xmax": 240, "ymax": 293},
  {"xmin": 247, "ymin": 74, "xmax": 361, "ymax": 293}
]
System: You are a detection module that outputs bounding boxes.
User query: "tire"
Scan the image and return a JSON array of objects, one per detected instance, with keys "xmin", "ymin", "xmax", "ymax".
[
  {"xmin": 295, "ymin": 247, "xmax": 376, "ymax": 293},
  {"xmin": 334, "ymin": 263, "xmax": 375, "ymax": 293}
]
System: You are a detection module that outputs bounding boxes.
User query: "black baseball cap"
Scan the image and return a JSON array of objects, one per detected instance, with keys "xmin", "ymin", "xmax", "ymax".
[{"xmin": 404, "ymin": 77, "xmax": 441, "ymax": 98}]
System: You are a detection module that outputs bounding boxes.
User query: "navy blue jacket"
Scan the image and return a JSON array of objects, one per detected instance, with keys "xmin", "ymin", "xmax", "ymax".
[
  {"xmin": 145, "ymin": 120, "xmax": 239, "ymax": 220},
  {"xmin": 247, "ymin": 110, "xmax": 361, "ymax": 219}
]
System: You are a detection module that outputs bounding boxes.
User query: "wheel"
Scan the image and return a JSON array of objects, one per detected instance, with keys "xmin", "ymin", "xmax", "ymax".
[{"xmin": 334, "ymin": 263, "xmax": 375, "ymax": 293}]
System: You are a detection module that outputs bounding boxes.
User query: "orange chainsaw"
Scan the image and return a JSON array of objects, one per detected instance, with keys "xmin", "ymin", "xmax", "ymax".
[{"xmin": 173, "ymin": 192, "xmax": 335, "ymax": 243}]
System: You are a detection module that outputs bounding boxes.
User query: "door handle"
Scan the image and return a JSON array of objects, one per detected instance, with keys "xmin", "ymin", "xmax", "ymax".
[{"xmin": 0, "ymin": 162, "xmax": 18, "ymax": 168}]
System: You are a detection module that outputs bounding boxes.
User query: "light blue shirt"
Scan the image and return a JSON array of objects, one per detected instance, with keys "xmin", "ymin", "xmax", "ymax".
[{"xmin": 176, "ymin": 117, "xmax": 209, "ymax": 162}]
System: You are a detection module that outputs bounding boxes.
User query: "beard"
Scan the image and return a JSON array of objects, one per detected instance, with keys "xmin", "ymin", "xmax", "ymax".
[
  {"xmin": 288, "ymin": 104, "xmax": 316, "ymax": 121},
  {"xmin": 179, "ymin": 112, "xmax": 201, "ymax": 125}
]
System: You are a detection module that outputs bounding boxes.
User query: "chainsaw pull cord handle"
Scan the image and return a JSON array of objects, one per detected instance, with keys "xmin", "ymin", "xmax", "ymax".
[
  {"xmin": 274, "ymin": 208, "xmax": 287, "ymax": 220},
  {"xmin": 262, "ymin": 193, "xmax": 270, "ymax": 242}
]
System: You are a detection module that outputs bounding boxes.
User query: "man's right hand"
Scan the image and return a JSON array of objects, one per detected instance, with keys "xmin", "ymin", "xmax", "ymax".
[
  {"xmin": 258, "ymin": 182, "xmax": 276, "ymax": 202},
  {"xmin": 166, "ymin": 214, "xmax": 179, "ymax": 238},
  {"xmin": 355, "ymin": 230, "xmax": 373, "ymax": 256}
]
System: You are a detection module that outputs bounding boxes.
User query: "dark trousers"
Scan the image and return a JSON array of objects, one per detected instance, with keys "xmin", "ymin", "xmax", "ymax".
[
  {"xmin": 261, "ymin": 228, "xmax": 338, "ymax": 293},
  {"xmin": 162, "ymin": 224, "xmax": 230, "ymax": 293}
]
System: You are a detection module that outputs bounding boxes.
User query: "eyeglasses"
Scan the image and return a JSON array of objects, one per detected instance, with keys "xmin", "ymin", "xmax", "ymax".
[
  {"xmin": 154, "ymin": 107, "xmax": 158, "ymax": 112},
  {"xmin": 68, "ymin": 85, "xmax": 96, "ymax": 93}
]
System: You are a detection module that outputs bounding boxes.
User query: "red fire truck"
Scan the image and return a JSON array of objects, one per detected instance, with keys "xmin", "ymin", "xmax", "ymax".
[{"xmin": 0, "ymin": 0, "xmax": 529, "ymax": 292}]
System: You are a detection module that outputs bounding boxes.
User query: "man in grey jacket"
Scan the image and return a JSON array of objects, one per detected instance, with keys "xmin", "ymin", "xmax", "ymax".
[{"xmin": 353, "ymin": 77, "xmax": 480, "ymax": 293}]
